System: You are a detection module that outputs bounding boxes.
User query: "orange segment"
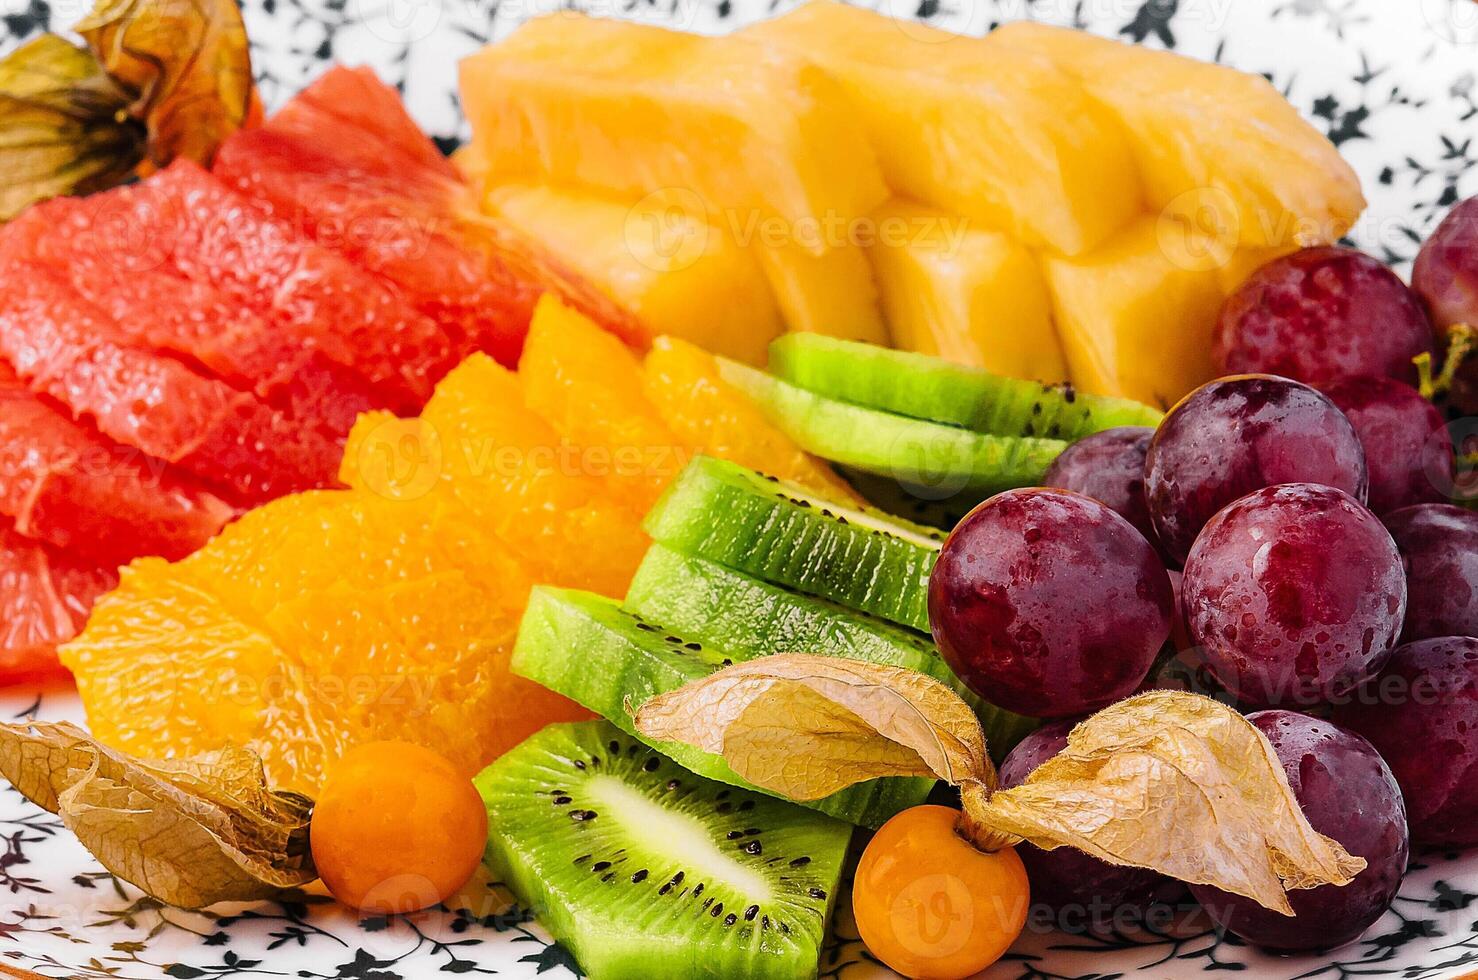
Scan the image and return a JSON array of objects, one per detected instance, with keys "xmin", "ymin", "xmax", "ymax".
[
  {"xmin": 642, "ymin": 336, "xmax": 862, "ymax": 503},
  {"xmin": 519, "ymin": 295, "xmax": 683, "ymax": 513},
  {"xmin": 62, "ymin": 481, "xmax": 573, "ymax": 793},
  {"xmin": 267, "ymin": 573, "xmax": 589, "ymax": 780},
  {"xmin": 60, "ymin": 559, "xmax": 312, "ymax": 767},
  {"xmin": 341, "ymin": 355, "xmax": 649, "ymax": 597}
]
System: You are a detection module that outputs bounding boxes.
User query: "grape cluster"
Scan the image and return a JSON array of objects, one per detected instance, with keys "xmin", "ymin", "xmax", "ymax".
[{"xmin": 928, "ymin": 195, "xmax": 1477, "ymax": 954}]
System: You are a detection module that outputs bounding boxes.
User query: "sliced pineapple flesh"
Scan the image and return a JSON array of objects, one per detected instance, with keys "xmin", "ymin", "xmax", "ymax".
[
  {"xmin": 754, "ymin": 241, "xmax": 888, "ymax": 345},
  {"xmin": 459, "ymin": 13, "xmax": 888, "ymax": 256},
  {"xmin": 486, "ymin": 183, "xmax": 783, "ymax": 364},
  {"xmin": 987, "ymin": 22, "xmax": 1364, "ymax": 249},
  {"xmin": 868, "ymin": 199, "xmax": 1066, "ymax": 383},
  {"xmin": 1045, "ymin": 217, "xmax": 1227, "ymax": 410},
  {"xmin": 743, "ymin": 1, "xmax": 1142, "ymax": 256}
]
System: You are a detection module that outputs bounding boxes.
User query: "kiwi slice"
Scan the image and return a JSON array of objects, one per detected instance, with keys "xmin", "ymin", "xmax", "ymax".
[
  {"xmin": 644, "ymin": 456, "xmax": 940, "ymax": 631},
  {"xmin": 512, "ymin": 585, "xmax": 933, "ymax": 827},
  {"xmin": 719, "ymin": 357, "xmax": 1066, "ymax": 494},
  {"xmin": 477, "ymin": 721, "xmax": 849, "ymax": 980},
  {"xmin": 769, "ymin": 333, "xmax": 1164, "ymax": 440},
  {"xmin": 625, "ymin": 545, "xmax": 1039, "ymax": 759}
]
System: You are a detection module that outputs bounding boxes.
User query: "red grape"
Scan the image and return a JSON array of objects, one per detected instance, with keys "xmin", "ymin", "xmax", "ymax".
[
  {"xmin": 1320, "ymin": 376, "xmax": 1453, "ymax": 514},
  {"xmin": 1041, "ymin": 427, "xmax": 1161, "ymax": 554},
  {"xmin": 1144, "ymin": 375, "xmax": 1368, "ymax": 564},
  {"xmin": 1384, "ymin": 503, "xmax": 1478, "ymax": 641},
  {"xmin": 1190, "ymin": 711, "xmax": 1407, "ymax": 952},
  {"xmin": 1181, "ymin": 484, "xmax": 1405, "ymax": 708},
  {"xmin": 1413, "ymin": 196, "xmax": 1478, "ymax": 330},
  {"xmin": 1215, "ymin": 246, "xmax": 1436, "ymax": 384},
  {"xmin": 998, "ymin": 720, "xmax": 1182, "ymax": 921},
  {"xmin": 1333, "ymin": 636, "xmax": 1478, "ymax": 846},
  {"xmin": 929, "ymin": 489, "xmax": 1172, "ymax": 718}
]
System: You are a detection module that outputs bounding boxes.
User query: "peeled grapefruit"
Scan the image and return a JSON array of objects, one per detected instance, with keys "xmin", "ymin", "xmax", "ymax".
[
  {"xmin": 1, "ymin": 519, "xmax": 117, "ymax": 683},
  {"xmin": 0, "ymin": 262, "xmax": 342, "ymax": 504},
  {"xmin": 0, "ymin": 364, "xmax": 234, "ymax": 564}
]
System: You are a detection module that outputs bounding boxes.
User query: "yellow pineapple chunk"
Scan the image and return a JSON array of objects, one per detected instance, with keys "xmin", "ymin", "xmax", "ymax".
[
  {"xmin": 868, "ymin": 198, "xmax": 1066, "ymax": 383},
  {"xmin": 1044, "ymin": 218, "xmax": 1226, "ymax": 409},
  {"xmin": 743, "ymin": 1, "xmax": 1141, "ymax": 255},
  {"xmin": 459, "ymin": 13, "xmax": 888, "ymax": 255},
  {"xmin": 755, "ymin": 242, "xmax": 888, "ymax": 345},
  {"xmin": 1217, "ymin": 245, "xmax": 1301, "ymax": 295},
  {"xmin": 988, "ymin": 22, "xmax": 1364, "ymax": 248},
  {"xmin": 486, "ymin": 183, "xmax": 783, "ymax": 364}
]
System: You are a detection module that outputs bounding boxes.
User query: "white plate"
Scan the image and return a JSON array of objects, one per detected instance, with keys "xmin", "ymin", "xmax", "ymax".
[{"xmin": 1, "ymin": 1, "xmax": 1475, "ymax": 977}]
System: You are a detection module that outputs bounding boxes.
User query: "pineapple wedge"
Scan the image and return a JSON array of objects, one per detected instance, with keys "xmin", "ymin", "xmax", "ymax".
[
  {"xmin": 1044, "ymin": 217, "xmax": 1226, "ymax": 409},
  {"xmin": 755, "ymin": 243, "xmax": 889, "ymax": 345},
  {"xmin": 486, "ymin": 183, "xmax": 783, "ymax": 364},
  {"xmin": 460, "ymin": 13, "xmax": 888, "ymax": 256},
  {"xmin": 744, "ymin": 1, "xmax": 1141, "ymax": 256},
  {"xmin": 868, "ymin": 199, "xmax": 1067, "ymax": 383},
  {"xmin": 988, "ymin": 22, "xmax": 1364, "ymax": 248}
]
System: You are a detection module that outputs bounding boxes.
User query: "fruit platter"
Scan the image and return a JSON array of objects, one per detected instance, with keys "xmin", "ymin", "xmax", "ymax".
[{"xmin": 0, "ymin": 0, "xmax": 1476, "ymax": 977}]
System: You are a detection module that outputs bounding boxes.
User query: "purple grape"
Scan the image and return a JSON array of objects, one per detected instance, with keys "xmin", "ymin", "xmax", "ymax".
[
  {"xmin": 1190, "ymin": 711, "xmax": 1408, "ymax": 952},
  {"xmin": 1384, "ymin": 504, "xmax": 1478, "ymax": 641},
  {"xmin": 1144, "ymin": 375, "xmax": 1369, "ymax": 564},
  {"xmin": 929, "ymin": 489, "xmax": 1173, "ymax": 718},
  {"xmin": 1041, "ymin": 427, "xmax": 1161, "ymax": 553},
  {"xmin": 1320, "ymin": 376, "xmax": 1453, "ymax": 515},
  {"xmin": 1413, "ymin": 196, "xmax": 1478, "ymax": 331},
  {"xmin": 998, "ymin": 720, "xmax": 1183, "ymax": 920},
  {"xmin": 1333, "ymin": 636, "xmax": 1478, "ymax": 846},
  {"xmin": 1181, "ymin": 484, "xmax": 1406, "ymax": 708},
  {"xmin": 1215, "ymin": 246, "xmax": 1436, "ymax": 385}
]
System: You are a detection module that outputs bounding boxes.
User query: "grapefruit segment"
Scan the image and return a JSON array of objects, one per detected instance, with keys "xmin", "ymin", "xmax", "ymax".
[
  {"xmin": 88, "ymin": 162, "xmax": 457, "ymax": 412},
  {"xmin": 0, "ymin": 519, "xmax": 118, "ymax": 683},
  {"xmin": 641, "ymin": 336, "xmax": 862, "ymax": 503},
  {"xmin": 518, "ymin": 296, "xmax": 682, "ymax": 514},
  {"xmin": 0, "ymin": 199, "xmax": 380, "ymax": 435},
  {"xmin": 0, "ymin": 364, "xmax": 234, "ymax": 563},
  {"xmin": 0, "ymin": 262, "xmax": 342, "ymax": 503},
  {"xmin": 263, "ymin": 65, "xmax": 460, "ymax": 185}
]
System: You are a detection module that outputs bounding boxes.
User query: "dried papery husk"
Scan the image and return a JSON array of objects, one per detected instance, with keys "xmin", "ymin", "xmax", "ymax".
[
  {"xmin": 0, "ymin": 721, "xmax": 316, "ymax": 909},
  {"xmin": 0, "ymin": 0, "xmax": 256, "ymax": 220},
  {"xmin": 632, "ymin": 654, "xmax": 1366, "ymax": 915}
]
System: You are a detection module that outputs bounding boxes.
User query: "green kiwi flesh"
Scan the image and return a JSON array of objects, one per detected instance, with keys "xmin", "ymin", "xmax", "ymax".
[
  {"xmin": 476, "ymin": 721, "xmax": 849, "ymax": 980},
  {"xmin": 511, "ymin": 585, "xmax": 933, "ymax": 827},
  {"xmin": 643, "ymin": 455, "xmax": 941, "ymax": 631},
  {"xmin": 718, "ymin": 358, "xmax": 1066, "ymax": 495},
  {"xmin": 769, "ymin": 333, "xmax": 1164, "ymax": 439}
]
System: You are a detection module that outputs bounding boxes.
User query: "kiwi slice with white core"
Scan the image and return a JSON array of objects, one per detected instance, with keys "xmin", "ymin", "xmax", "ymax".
[
  {"xmin": 476, "ymin": 721, "xmax": 849, "ymax": 980},
  {"xmin": 644, "ymin": 456, "xmax": 941, "ymax": 631},
  {"xmin": 769, "ymin": 333, "xmax": 1164, "ymax": 439},
  {"xmin": 719, "ymin": 357, "xmax": 1066, "ymax": 494}
]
